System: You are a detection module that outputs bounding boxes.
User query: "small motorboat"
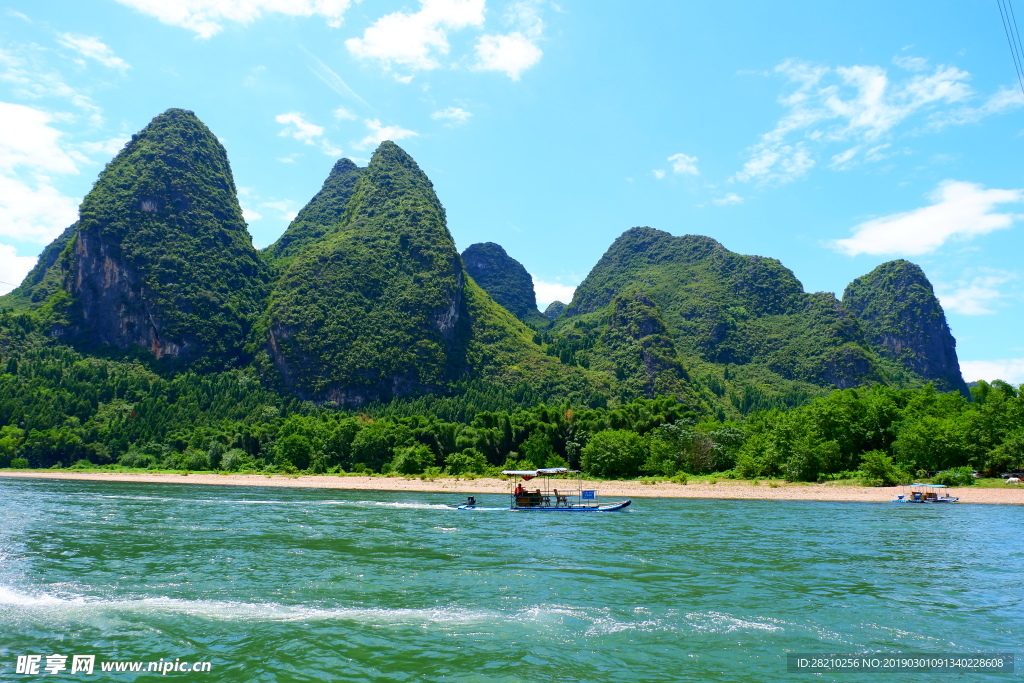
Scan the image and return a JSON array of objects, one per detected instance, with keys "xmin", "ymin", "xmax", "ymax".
[
  {"xmin": 892, "ymin": 483, "xmax": 959, "ymax": 503},
  {"xmin": 457, "ymin": 468, "xmax": 631, "ymax": 512}
]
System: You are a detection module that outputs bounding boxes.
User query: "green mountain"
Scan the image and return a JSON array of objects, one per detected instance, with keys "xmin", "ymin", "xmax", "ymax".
[
  {"xmin": 0, "ymin": 223, "xmax": 78, "ymax": 310},
  {"xmin": 264, "ymin": 158, "xmax": 364, "ymax": 266},
  {"xmin": 559, "ymin": 227, "xmax": 888, "ymax": 393},
  {"xmin": 842, "ymin": 259, "xmax": 966, "ymax": 393},
  {"xmin": 1, "ymin": 108, "xmax": 271, "ymax": 368},
  {"xmin": 544, "ymin": 301, "xmax": 567, "ymax": 320},
  {"xmin": 461, "ymin": 242, "xmax": 546, "ymax": 326},
  {"xmin": 261, "ymin": 142, "xmax": 599, "ymax": 405},
  {"xmin": 0, "ymin": 108, "xmax": 967, "ymax": 418}
]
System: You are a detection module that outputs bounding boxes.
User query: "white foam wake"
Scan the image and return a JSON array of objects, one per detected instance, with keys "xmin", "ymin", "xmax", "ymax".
[{"xmin": 0, "ymin": 586, "xmax": 492, "ymax": 624}]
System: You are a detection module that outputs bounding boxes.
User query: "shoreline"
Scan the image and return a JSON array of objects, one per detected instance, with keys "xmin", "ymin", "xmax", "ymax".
[{"xmin": 1, "ymin": 471, "xmax": 1021, "ymax": 505}]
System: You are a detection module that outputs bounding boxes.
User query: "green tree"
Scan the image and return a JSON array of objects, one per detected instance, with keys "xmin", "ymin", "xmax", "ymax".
[
  {"xmin": 581, "ymin": 429, "xmax": 647, "ymax": 478},
  {"xmin": 349, "ymin": 421, "xmax": 413, "ymax": 472},
  {"xmin": 275, "ymin": 433, "xmax": 313, "ymax": 470},
  {"xmin": 444, "ymin": 448, "xmax": 488, "ymax": 475},
  {"xmin": 390, "ymin": 444, "xmax": 436, "ymax": 475},
  {"xmin": 0, "ymin": 425, "xmax": 25, "ymax": 468}
]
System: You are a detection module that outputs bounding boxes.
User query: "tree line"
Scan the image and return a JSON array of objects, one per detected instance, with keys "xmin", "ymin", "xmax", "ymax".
[{"xmin": 1, "ymin": 309, "xmax": 1020, "ymax": 484}]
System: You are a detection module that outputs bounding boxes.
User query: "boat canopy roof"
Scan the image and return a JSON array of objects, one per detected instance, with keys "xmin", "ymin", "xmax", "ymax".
[
  {"xmin": 909, "ymin": 483, "xmax": 948, "ymax": 488},
  {"xmin": 502, "ymin": 467, "xmax": 571, "ymax": 479}
]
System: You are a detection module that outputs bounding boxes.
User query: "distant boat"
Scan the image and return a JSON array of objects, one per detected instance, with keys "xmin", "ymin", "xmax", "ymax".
[
  {"xmin": 457, "ymin": 468, "xmax": 631, "ymax": 512},
  {"xmin": 892, "ymin": 483, "xmax": 959, "ymax": 503}
]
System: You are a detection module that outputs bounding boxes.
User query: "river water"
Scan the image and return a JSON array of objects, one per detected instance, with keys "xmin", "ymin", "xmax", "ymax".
[{"xmin": 1, "ymin": 478, "xmax": 1019, "ymax": 681}]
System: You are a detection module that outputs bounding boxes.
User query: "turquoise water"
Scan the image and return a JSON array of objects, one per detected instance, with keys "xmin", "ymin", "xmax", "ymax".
[{"xmin": 0, "ymin": 478, "xmax": 1020, "ymax": 681}]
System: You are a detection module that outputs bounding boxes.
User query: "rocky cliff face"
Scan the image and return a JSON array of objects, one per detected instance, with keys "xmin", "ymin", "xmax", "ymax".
[
  {"xmin": 55, "ymin": 108, "xmax": 271, "ymax": 366},
  {"xmin": 842, "ymin": 260, "xmax": 966, "ymax": 393},
  {"xmin": 264, "ymin": 158, "xmax": 364, "ymax": 265},
  {"xmin": 602, "ymin": 290, "xmax": 690, "ymax": 399},
  {"xmin": 461, "ymin": 242, "xmax": 543, "ymax": 323}
]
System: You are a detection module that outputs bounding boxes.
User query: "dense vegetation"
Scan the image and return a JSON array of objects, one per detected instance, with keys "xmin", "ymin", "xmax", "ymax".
[
  {"xmin": 263, "ymin": 158, "xmax": 364, "ymax": 267},
  {"xmin": 0, "ymin": 108, "xmax": 272, "ymax": 369},
  {"xmin": 1, "ymin": 308, "xmax": 1019, "ymax": 484},
  {"xmin": 461, "ymin": 242, "xmax": 545, "ymax": 325},
  {"xmin": 843, "ymin": 260, "xmax": 966, "ymax": 392},
  {"xmin": 556, "ymin": 227, "xmax": 962, "ymax": 397},
  {"xmin": 1, "ymin": 107, "xmax": 996, "ymax": 487}
]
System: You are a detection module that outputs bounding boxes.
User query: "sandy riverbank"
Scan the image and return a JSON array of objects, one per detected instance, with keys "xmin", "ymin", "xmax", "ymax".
[{"xmin": 2, "ymin": 470, "xmax": 1021, "ymax": 505}]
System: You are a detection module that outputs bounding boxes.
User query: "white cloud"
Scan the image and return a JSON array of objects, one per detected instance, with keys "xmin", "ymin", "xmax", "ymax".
[
  {"xmin": 0, "ymin": 102, "xmax": 78, "ymax": 175},
  {"xmin": 474, "ymin": 0, "xmax": 543, "ymax": 79},
  {"xmin": 474, "ymin": 31, "xmax": 541, "ymax": 79},
  {"xmin": 260, "ymin": 200, "xmax": 299, "ymax": 221},
  {"xmin": 241, "ymin": 206, "xmax": 262, "ymax": 222},
  {"xmin": 937, "ymin": 270, "xmax": 1016, "ymax": 315},
  {"xmin": 78, "ymin": 136, "xmax": 129, "ymax": 158},
  {"xmin": 345, "ymin": 0, "xmax": 485, "ymax": 73},
  {"xmin": 668, "ymin": 152, "xmax": 698, "ymax": 175},
  {"xmin": 0, "ymin": 174, "xmax": 80, "ymax": 243},
  {"xmin": 831, "ymin": 180, "xmax": 1023, "ymax": 256},
  {"xmin": 57, "ymin": 34, "xmax": 131, "ymax": 71},
  {"xmin": 713, "ymin": 193, "xmax": 743, "ymax": 206},
  {"xmin": 275, "ymin": 111, "xmax": 341, "ymax": 156},
  {"xmin": 931, "ymin": 86, "xmax": 1024, "ymax": 129},
  {"xmin": 333, "ymin": 106, "xmax": 357, "ymax": 120},
  {"xmin": 112, "ymin": 0, "xmax": 354, "ymax": 39},
  {"xmin": 734, "ymin": 58, "xmax": 973, "ymax": 184},
  {"xmin": 431, "ymin": 106, "xmax": 471, "ymax": 125},
  {"xmin": 651, "ymin": 169, "xmax": 665, "ymax": 180},
  {"xmin": 533, "ymin": 278, "xmax": 576, "ymax": 307},
  {"xmin": 0, "ymin": 47, "xmax": 102, "ymax": 123},
  {"xmin": 960, "ymin": 358, "xmax": 1024, "ymax": 384},
  {"xmin": 300, "ymin": 46, "xmax": 369, "ymax": 106},
  {"xmin": 359, "ymin": 118, "xmax": 417, "ymax": 148},
  {"xmin": 893, "ymin": 55, "xmax": 929, "ymax": 72},
  {"xmin": 276, "ymin": 111, "xmax": 324, "ymax": 143},
  {"xmin": 0, "ymin": 103, "xmax": 80, "ymax": 243},
  {"xmin": 0, "ymin": 242, "xmax": 37, "ymax": 294}
]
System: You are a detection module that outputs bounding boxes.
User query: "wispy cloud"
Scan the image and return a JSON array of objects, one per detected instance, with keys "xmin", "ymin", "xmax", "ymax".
[
  {"xmin": 713, "ymin": 193, "xmax": 743, "ymax": 206},
  {"xmin": 668, "ymin": 152, "xmax": 698, "ymax": 175},
  {"xmin": 275, "ymin": 111, "xmax": 341, "ymax": 156},
  {"xmin": 300, "ymin": 46, "xmax": 370, "ymax": 107},
  {"xmin": 938, "ymin": 270, "xmax": 1017, "ymax": 315},
  {"xmin": 112, "ymin": 0, "xmax": 354, "ymax": 39},
  {"xmin": 734, "ymin": 58, "xmax": 976, "ymax": 184},
  {"xmin": 0, "ymin": 45, "xmax": 102, "ymax": 123},
  {"xmin": 359, "ymin": 118, "xmax": 417, "ymax": 148},
  {"xmin": 831, "ymin": 180, "xmax": 1024, "ymax": 256},
  {"xmin": 431, "ymin": 106, "xmax": 471, "ymax": 125},
  {"xmin": 57, "ymin": 34, "xmax": 130, "ymax": 71},
  {"xmin": 651, "ymin": 169, "xmax": 665, "ymax": 180}
]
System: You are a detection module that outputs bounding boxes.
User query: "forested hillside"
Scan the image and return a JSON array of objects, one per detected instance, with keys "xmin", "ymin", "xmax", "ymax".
[{"xmin": 0, "ymin": 107, "xmax": 991, "ymax": 483}]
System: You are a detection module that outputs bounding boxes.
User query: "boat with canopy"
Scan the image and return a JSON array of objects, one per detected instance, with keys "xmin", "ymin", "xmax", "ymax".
[
  {"xmin": 457, "ymin": 468, "xmax": 631, "ymax": 511},
  {"xmin": 892, "ymin": 483, "xmax": 959, "ymax": 503}
]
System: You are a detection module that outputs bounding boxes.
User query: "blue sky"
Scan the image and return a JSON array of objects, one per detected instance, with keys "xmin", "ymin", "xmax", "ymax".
[{"xmin": 1, "ymin": 1, "xmax": 1023, "ymax": 382}]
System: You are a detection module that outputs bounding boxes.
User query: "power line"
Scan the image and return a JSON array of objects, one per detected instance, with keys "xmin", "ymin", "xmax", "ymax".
[{"xmin": 998, "ymin": 0, "xmax": 1024, "ymax": 96}]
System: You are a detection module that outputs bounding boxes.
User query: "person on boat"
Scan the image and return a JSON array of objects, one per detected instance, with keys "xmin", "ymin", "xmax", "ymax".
[
  {"xmin": 466, "ymin": 496, "xmax": 476, "ymax": 506},
  {"xmin": 514, "ymin": 483, "xmax": 525, "ymax": 496}
]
